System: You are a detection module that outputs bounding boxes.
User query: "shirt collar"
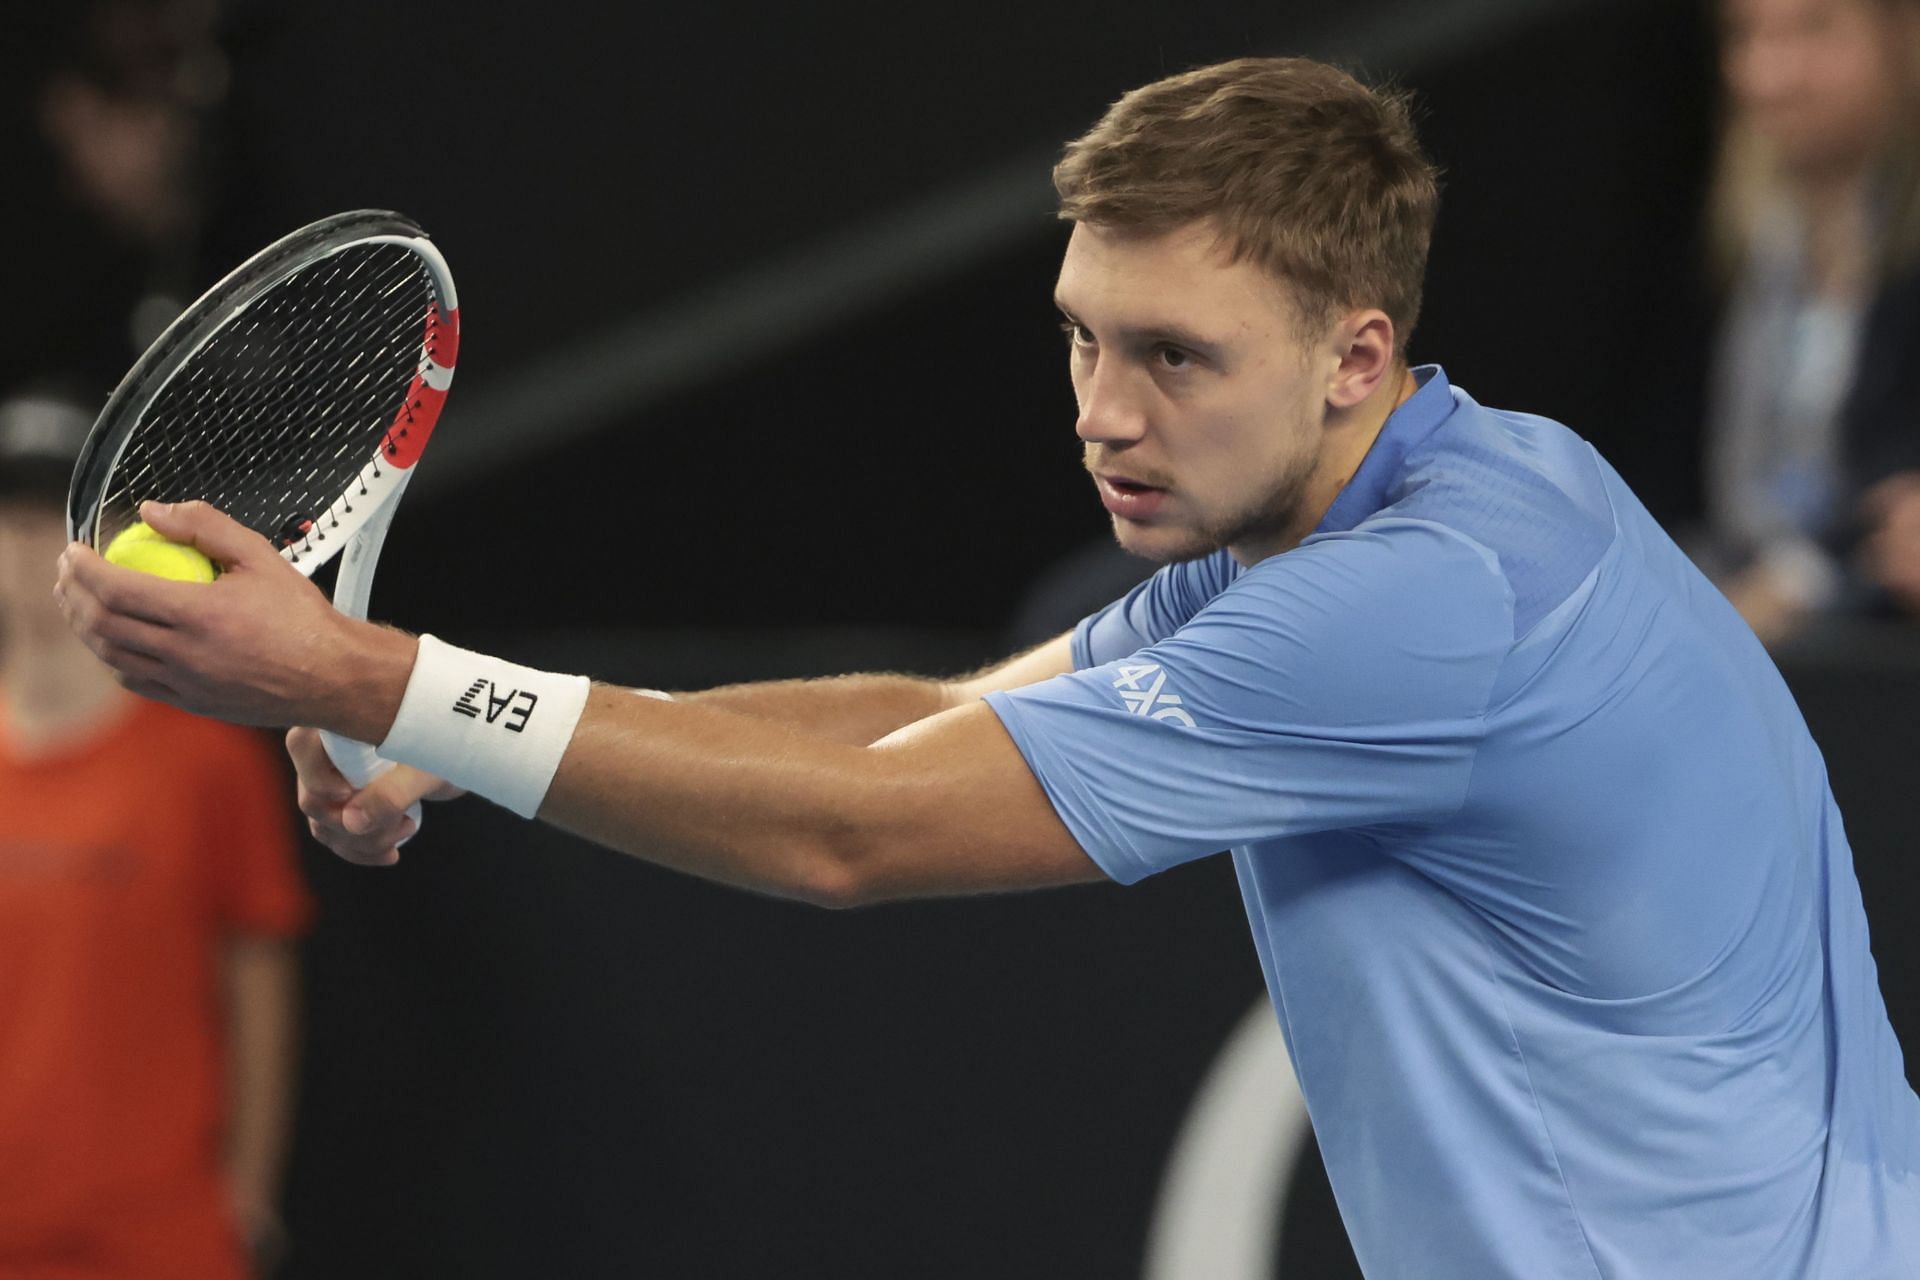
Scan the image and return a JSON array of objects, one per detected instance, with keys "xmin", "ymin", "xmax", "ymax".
[{"xmin": 1314, "ymin": 364, "xmax": 1454, "ymax": 535}]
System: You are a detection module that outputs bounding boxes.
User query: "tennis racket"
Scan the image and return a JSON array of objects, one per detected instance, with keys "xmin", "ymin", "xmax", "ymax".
[{"xmin": 66, "ymin": 209, "xmax": 459, "ymax": 829}]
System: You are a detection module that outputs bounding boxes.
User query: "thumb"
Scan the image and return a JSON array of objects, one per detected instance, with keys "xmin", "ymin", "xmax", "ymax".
[
  {"xmin": 342, "ymin": 763, "xmax": 447, "ymax": 833},
  {"xmin": 139, "ymin": 500, "xmax": 274, "ymax": 571}
]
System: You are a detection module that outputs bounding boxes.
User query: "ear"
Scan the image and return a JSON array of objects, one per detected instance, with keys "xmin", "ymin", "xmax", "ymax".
[{"xmin": 1325, "ymin": 309, "xmax": 1397, "ymax": 411}]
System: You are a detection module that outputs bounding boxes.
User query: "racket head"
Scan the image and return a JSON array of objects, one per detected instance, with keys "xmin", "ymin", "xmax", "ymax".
[{"xmin": 66, "ymin": 209, "xmax": 460, "ymax": 577}]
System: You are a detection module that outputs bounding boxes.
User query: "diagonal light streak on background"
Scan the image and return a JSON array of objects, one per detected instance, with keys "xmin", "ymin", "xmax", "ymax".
[{"xmin": 417, "ymin": 0, "xmax": 1613, "ymax": 496}]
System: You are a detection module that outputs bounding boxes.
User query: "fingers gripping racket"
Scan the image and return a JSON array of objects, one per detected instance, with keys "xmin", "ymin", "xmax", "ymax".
[{"xmin": 67, "ymin": 210, "xmax": 459, "ymax": 830}]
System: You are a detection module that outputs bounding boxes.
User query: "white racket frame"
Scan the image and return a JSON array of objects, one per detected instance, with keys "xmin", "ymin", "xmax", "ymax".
[
  {"xmin": 72, "ymin": 219, "xmax": 459, "ymax": 831},
  {"xmin": 291, "ymin": 234, "xmax": 459, "ymax": 824}
]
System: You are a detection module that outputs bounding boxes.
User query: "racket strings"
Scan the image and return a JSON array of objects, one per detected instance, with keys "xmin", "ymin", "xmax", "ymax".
[
  {"xmin": 100, "ymin": 243, "xmax": 437, "ymax": 546},
  {"xmin": 144, "ymin": 261, "xmax": 424, "ymax": 442},
  {"xmin": 132, "ymin": 250, "xmax": 425, "ymax": 412},
  {"xmin": 120, "ymin": 284, "xmax": 425, "ymax": 495}
]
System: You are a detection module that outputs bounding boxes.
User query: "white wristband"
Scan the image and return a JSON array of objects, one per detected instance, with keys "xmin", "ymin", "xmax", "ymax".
[{"xmin": 379, "ymin": 635, "xmax": 593, "ymax": 819}]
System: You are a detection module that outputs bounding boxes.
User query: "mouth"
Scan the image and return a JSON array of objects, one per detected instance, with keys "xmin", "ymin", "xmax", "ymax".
[{"xmin": 1094, "ymin": 472, "xmax": 1170, "ymax": 520}]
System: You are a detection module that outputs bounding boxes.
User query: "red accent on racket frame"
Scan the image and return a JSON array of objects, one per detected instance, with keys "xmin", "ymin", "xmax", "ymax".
[
  {"xmin": 427, "ymin": 303, "xmax": 461, "ymax": 369},
  {"xmin": 381, "ymin": 304, "xmax": 459, "ymax": 469}
]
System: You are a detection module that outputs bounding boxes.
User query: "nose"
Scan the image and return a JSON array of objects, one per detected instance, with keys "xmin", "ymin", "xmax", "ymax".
[{"xmin": 1073, "ymin": 350, "xmax": 1149, "ymax": 447}]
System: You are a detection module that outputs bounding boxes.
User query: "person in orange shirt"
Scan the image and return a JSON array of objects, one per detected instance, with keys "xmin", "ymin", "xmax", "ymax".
[{"xmin": 0, "ymin": 389, "xmax": 311, "ymax": 1280}]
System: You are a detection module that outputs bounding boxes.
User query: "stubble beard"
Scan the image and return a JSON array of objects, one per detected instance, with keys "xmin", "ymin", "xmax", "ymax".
[{"xmin": 1097, "ymin": 440, "xmax": 1322, "ymax": 566}]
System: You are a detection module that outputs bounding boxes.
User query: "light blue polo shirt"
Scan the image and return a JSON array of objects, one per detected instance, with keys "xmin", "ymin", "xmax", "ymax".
[{"xmin": 986, "ymin": 367, "xmax": 1920, "ymax": 1278}]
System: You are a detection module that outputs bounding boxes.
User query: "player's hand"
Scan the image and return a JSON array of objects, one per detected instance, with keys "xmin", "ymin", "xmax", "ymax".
[
  {"xmin": 1863, "ymin": 473, "xmax": 1920, "ymax": 618},
  {"xmin": 287, "ymin": 725, "xmax": 464, "ymax": 866},
  {"xmin": 55, "ymin": 500, "xmax": 403, "ymax": 734}
]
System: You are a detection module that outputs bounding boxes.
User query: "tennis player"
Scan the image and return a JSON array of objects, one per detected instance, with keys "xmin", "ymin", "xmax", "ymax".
[{"xmin": 57, "ymin": 57, "xmax": 1920, "ymax": 1277}]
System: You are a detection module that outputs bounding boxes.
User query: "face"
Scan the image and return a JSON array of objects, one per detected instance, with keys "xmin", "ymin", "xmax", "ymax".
[
  {"xmin": 1721, "ymin": 0, "xmax": 1908, "ymax": 174},
  {"xmin": 0, "ymin": 497, "xmax": 73, "ymax": 642},
  {"xmin": 1055, "ymin": 221, "xmax": 1334, "ymax": 565}
]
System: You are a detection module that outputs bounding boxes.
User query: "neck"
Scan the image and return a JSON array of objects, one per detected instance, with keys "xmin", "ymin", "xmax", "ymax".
[
  {"xmin": 1314, "ymin": 362, "xmax": 1419, "ymax": 516},
  {"xmin": 1239, "ymin": 364, "xmax": 1417, "ymax": 564},
  {"xmin": 2, "ymin": 626, "xmax": 133, "ymax": 753}
]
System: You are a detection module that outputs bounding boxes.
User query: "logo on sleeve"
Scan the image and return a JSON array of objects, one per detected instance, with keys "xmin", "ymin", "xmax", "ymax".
[
  {"xmin": 1111, "ymin": 663, "xmax": 1196, "ymax": 728},
  {"xmin": 453, "ymin": 678, "xmax": 539, "ymax": 733}
]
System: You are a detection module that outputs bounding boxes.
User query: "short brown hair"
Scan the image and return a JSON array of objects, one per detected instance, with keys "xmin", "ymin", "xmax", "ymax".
[{"xmin": 1053, "ymin": 57, "xmax": 1440, "ymax": 357}]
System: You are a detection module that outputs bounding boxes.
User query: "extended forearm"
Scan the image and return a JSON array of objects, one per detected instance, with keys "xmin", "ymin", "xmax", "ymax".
[
  {"xmin": 660, "ymin": 636, "xmax": 1076, "ymax": 744},
  {"xmin": 674, "ymin": 672, "xmax": 956, "ymax": 745},
  {"xmin": 542, "ymin": 684, "xmax": 907, "ymax": 904},
  {"xmin": 535, "ymin": 684, "xmax": 1093, "ymax": 906},
  {"xmin": 317, "ymin": 631, "xmax": 1092, "ymax": 894}
]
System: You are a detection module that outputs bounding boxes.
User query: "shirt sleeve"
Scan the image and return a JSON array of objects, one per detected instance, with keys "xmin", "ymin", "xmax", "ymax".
[
  {"xmin": 1073, "ymin": 549, "xmax": 1241, "ymax": 670},
  {"xmin": 989, "ymin": 520, "xmax": 1514, "ymax": 884},
  {"xmin": 195, "ymin": 725, "xmax": 314, "ymax": 936}
]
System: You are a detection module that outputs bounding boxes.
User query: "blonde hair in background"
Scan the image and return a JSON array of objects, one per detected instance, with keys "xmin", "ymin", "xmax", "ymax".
[
  {"xmin": 1709, "ymin": 0, "xmax": 1920, "ymax": 282},
  {"xmin": 1053, "ymin": 57, "xmax": 1440, "ymax": 359}
]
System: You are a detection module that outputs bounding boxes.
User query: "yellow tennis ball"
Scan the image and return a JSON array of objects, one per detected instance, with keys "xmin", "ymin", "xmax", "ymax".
[{"xmin": 103, "ymin": 521, "xmax": 219, "ymax": 583}]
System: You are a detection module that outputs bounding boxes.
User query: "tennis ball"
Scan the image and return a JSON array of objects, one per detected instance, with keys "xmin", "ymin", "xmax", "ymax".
[{"xmin": 103, "ymin": 521, "xmax": 218, "ymax": 583}]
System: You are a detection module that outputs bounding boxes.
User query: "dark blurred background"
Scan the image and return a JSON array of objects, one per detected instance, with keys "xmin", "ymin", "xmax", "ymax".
[
  {"xmin": 4, "ymin": 1, "xmax": 1916, "ymax": 1277},
  {"xmin": 3, "ymin": 0, "xmax": 1724, "ymax": 634}
]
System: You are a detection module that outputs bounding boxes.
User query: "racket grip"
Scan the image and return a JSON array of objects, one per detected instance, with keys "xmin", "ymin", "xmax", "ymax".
[{"xmin": 318, "ymin": 730, "xmax": 426, "ymax": 838}]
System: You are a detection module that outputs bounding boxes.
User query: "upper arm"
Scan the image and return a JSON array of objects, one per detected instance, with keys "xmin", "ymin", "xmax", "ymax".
[
  {"xmin": 853, "ymin": 696, "xmax": 1107, "ymax": 898},
  {"xmin": 224, "ymin": 932, "xmax": 299, "ymax": 974},
  {"xmin": 980, "ymin": 524, "xmax": 1514, "ymax": 885},
  {"xmin": 847, "ymin": 522, "xmax": 1504, "ymax": 898}
]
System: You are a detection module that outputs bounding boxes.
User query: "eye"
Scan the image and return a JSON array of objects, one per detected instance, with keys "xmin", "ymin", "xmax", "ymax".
[
  {"xmin": 1059, "ymin": 319, "xmax": 1093, "ymax": 347},
  {"xmin": 1155, "ymin": 344, "xmax": 1192, "ymax": 370}
]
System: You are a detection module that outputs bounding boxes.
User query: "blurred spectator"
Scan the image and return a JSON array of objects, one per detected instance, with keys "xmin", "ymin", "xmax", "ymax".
[
  {"xmin": 1701, "ymin": 0, "xmax": 1920, "ymax": 642},
  {"xmin": 0, "ymin": 0, "xmax": 231, "ymax": 397},
  {"xmin": 0, "ymin": 389, "xmax": 311, "ymax": 1279}
]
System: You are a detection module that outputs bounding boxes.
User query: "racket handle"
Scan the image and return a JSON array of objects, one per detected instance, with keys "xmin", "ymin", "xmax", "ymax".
[{"xmin": 318, "ymin": 730, "xmax": 425, "ymax": 837}]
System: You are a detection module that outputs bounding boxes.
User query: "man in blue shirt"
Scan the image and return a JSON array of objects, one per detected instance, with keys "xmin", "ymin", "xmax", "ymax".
[{"xmin": 60, "ymin": 57, "xmax": 1920, "ymax": 1276}]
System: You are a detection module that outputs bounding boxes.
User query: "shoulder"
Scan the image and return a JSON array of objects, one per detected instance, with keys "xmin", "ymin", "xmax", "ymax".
[
  {"xmin": 1073, "ymin": 548, "xmax": 1242, "ymax": 669},
  {"xmin": 1383, "ymin": 397, "xmax": 1617, "ymax": 636},
  {"xmin": 1218, "ymin": 517, "xmax": 1514, "ymax": 642},
  {"xmin": 1164, "ymin": 548, "xmax": 1241, "ymax": 601},
  {"xmin": 1147, "ymin": 520, "xmax": 1512, "ymax": 729}
]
